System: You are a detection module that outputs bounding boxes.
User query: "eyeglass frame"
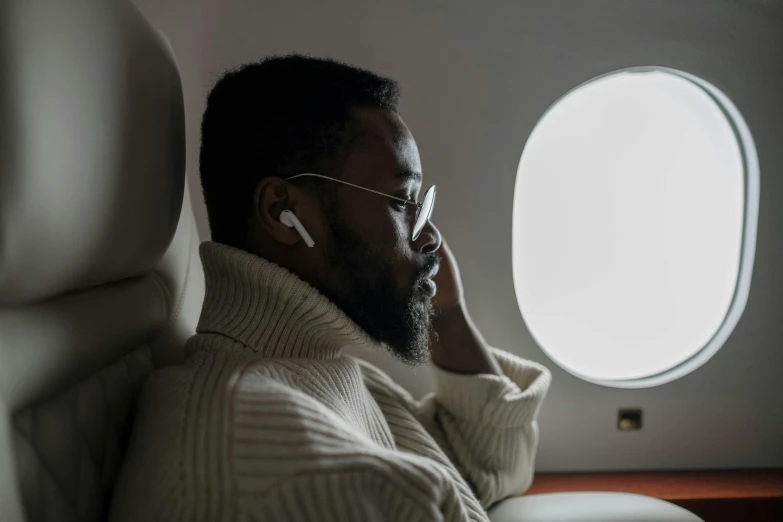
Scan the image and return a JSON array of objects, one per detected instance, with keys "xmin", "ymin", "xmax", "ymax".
[{"xmin": 284, "ymin": 173, "xmax": 436, "ymax": 241}]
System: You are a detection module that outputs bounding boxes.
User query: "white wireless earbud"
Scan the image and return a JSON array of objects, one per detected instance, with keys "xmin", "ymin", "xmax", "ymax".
[{"xmin": 279, "ymin": 210, "xmax": 315, "ymax": 248}]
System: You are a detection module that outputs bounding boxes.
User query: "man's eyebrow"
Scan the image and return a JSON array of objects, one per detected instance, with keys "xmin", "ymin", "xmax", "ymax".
[{"xmin": 396, "ymin": 170, "xmax": 422, "ymax": 181}]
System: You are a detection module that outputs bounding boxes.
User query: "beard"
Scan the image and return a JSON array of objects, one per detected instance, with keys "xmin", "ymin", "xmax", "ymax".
[{"xmin": 317, "ymin": 211, "xmax": 437, "ymax": 366}]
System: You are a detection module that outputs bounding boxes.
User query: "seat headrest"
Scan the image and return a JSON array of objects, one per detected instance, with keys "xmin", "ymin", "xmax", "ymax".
[{"xmin": 0, "ymin": 0, "xmax": 185, "ymax": 305}]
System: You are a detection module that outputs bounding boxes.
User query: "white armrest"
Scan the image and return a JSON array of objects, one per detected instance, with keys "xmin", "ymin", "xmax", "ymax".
[{"xmin": 488, "ymin": 492, "xmax": 704, "ymax": 522}]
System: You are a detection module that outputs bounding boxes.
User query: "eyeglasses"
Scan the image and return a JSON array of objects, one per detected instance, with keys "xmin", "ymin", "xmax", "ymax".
[{"xmin": 285, "ymin": 173, "xmax": 436, "ymax": 241}]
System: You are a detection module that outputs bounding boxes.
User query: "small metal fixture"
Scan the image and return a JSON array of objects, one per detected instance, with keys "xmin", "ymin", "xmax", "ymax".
[{"xmin": 618, "ymin": 409, "xmax": 643, "ymax": 431}]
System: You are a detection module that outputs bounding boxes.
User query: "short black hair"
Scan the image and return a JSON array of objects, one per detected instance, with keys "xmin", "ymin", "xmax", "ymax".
[{"xmin": 199, "ymin": 54, "xmax": 400, "ymax": 247}]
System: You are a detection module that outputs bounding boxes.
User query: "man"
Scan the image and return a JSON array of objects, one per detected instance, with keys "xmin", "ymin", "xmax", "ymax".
[{"xmin": 110, "ymin": 55, "xmax": 551, "ymax": 522}]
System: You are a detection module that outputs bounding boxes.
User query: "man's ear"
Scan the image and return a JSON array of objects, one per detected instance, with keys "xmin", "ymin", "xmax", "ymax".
[{"xmin": 253, "ymin": 177, "xmax": 303, "ymax": 247}]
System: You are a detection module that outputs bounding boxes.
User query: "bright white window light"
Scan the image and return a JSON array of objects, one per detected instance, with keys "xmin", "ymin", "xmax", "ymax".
[{"xmin": 512, "ymin": 67, "xmax": 758, "ymax": 387}]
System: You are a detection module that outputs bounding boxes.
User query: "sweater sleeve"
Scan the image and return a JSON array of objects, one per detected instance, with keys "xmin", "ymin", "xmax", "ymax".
[
  {"xmin": 229, "ymin": 374, "xmax": 477, "ymax": 522},
  {"xmin": 247, "ymin": 462, "xmax": 465, "ymax": 522},
  {"xmin": 411, "ymin": 348, "xmax": 551, "ymax": 509}
]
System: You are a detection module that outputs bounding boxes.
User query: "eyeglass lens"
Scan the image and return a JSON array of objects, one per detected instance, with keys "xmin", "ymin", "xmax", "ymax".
[{"xmin": 412, "ymin": 186, "xmax": 436, "ymax": 241}]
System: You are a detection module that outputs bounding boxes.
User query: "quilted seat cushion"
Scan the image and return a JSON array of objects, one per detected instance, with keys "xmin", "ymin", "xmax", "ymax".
[{"xmin": 12, "ymin": 347, "xmax": 153, "ymax": 522}]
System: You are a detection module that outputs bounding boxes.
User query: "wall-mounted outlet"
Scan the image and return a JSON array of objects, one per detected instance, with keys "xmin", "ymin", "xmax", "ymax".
[{"xmin": 618, "ymin": 409, "xmax": 643, "ymax": 431}]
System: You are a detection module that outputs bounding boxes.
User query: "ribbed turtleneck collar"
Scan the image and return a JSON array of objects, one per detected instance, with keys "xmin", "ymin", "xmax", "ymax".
[{"xmin": 189, "ymin": 241, "xmax": 380, "ymax": 360}]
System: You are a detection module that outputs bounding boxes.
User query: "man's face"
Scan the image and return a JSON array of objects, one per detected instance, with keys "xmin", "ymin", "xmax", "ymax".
[{"xmin": 313, "ymin": 108, "xmax": 442, "ymax": 365}]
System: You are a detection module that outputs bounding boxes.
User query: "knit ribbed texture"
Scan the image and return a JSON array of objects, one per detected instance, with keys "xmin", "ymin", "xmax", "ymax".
[{"xmin": 109, "ymin": 242, "xmax": 551, "ymax": 522}]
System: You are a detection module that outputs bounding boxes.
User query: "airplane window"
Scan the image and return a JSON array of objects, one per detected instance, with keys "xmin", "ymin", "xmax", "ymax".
[{"xmin": 512, "ymin": 67, "xmax": 758, "ymax": 387}]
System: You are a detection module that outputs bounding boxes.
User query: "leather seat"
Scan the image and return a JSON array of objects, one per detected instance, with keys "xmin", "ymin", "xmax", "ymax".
[
  {"xmin": 0, "ymin": 1, "xmax": 204, "ymax": 521},
  {"xmin": 0, "ymin": 1, "xmax": 702, "ymax": 521}
]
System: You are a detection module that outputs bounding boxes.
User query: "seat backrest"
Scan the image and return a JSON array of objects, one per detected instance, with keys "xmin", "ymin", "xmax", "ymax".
[{"xmin": 0, "ymin": 2, "xmax": 205, "ymax": 521}]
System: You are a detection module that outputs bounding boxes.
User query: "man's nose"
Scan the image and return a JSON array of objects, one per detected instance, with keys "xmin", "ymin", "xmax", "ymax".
[{"xmin": 414, "ymin": 220, "xmax": 441, "ymax": 254}]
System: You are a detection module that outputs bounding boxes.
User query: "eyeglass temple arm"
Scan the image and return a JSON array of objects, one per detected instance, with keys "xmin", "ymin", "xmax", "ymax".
[{"xmin": 285, "ymin": 173, "xmax": 422, "ymax": 208}]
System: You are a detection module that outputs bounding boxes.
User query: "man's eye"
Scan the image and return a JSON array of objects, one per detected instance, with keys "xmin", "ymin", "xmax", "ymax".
[{"xmin": 391, "ymin": 200, "xmax": 408, "ymax": 211}]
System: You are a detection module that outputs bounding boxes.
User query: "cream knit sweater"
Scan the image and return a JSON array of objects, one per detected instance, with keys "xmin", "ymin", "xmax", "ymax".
[{"xmin": 109, "ymin": 242, "xmax": 551, "ymax": 522}]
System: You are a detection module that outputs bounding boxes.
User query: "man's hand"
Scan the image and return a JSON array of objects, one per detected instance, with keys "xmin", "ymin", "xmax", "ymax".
[
  {"xmin": 429, "ymin": 239, "xmax": 502, "ymax": 376},
  {"xmin": 431, "ymin": 240, "xmax": 465, "ymax": 313}
]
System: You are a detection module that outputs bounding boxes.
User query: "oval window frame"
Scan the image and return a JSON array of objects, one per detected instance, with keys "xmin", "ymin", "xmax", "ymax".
[{"xmin": 512, "ymin": 66, "xmax": 760, "ymax": 389}]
